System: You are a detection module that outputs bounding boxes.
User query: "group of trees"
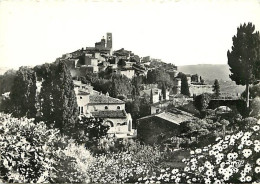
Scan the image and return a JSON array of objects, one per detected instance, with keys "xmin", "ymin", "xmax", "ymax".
[{"xmin": 2, "ymin": 60, "xmax": 79, "ymax": 136}]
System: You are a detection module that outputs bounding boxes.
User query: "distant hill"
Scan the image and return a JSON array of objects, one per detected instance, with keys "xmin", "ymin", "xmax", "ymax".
[
  {"xmin": 177, "ymin": 64, "xmax": 245, "ymax": 95},
  {"xmin": 178, "ymin": 64, "xmax": 231, "ymax": 81}
]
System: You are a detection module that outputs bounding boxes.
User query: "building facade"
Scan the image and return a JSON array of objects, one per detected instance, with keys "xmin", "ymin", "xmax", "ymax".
[{"xmin": 74, "ymin": 80, "xmax": 135, "ymax": 137}]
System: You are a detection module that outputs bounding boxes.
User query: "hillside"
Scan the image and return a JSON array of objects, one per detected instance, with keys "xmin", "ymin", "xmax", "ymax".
[
  {"xmin": 177, "ymin": 64, "xmax": 245, "ymax": 95},
  {"xmin": 178, "ymin": 64, "xmax": 231, "ymax": 81}
]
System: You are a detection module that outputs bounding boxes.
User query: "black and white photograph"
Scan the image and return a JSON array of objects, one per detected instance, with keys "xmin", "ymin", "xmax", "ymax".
[{"xmin": 0, "ymin": 0, "xmax": 260, "ymax": 183}]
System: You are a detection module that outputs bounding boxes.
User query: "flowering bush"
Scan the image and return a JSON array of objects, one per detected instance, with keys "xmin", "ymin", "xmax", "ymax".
[
  {"xmin": 87, "ymin": 141, "xmax": 165, "ymax": 183},
  {"xmin": 0, "ymin": 113, "xmax": 94, "ymax": 183},
  {"xmin": 137, "ymin": 118, "xmax": 260, "ymax": 183}
]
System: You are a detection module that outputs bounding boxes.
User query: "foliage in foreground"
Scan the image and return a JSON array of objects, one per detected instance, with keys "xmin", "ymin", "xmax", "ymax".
[
  {"xmin": 0, "ymin": 113, "xmax": 93, "ymax": 183},
  {"xmin": 137, "ymin": 118, "xmax": 260, "ymax": 183}
]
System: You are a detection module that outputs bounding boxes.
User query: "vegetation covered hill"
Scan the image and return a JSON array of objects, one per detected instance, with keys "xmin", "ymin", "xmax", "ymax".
[
  {"xmin": 178, "ymin": 64, "xmax": 231, "ymax": 81},
  {"xmin": 178, "ymin": 64, "xmax": 246, "ymax": 95}
]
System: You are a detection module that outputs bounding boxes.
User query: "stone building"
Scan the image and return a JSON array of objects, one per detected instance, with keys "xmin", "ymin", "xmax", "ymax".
[{"xmin": 137, "ymin": 108, "xmax": 195, "ymax": 144}]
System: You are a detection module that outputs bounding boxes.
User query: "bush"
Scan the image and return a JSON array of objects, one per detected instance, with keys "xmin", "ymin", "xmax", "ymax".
[{"xmin": 0, "ymin": 113, "xmax": 94, "ymax": 183}]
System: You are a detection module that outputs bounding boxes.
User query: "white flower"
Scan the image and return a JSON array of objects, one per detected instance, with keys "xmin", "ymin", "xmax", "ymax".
[
  {"xmin": 223, "ymin": 175, "xmax": 229, "ymax": 181},
  {"xmin": 233, "ymin": 152, "xmax": 238, "ymax": 159},
  {"xmin": 204, "ymin": 177, "xmax": 211, "ymax": 184},
  {"xmin": 209, "ymin": 150, "xmax": 215, "ymax": 156},
  {"xmin": 246, "ymin": 176, "xmax": 252, "ymax": 182},
  {"xmin": 215, "ymin": 137, "xmax": 222, "ymax": 141},
  {"xmin": 171, "ymin": 169, "xmax": 179, "ymax": 174},
  {"xmin": 222, "ymin": 144, "xmax": 228, "ymax": 149},
  {"xmin": 218, "ymin": 146, "xmax": 223, "ymax": 152},
  {"xmin": 214, "ymin": 179, "xmax": 222, "ymax": 184},
  {"xmin": 256, "ymin": 158, "xmax": 260, "ymax": 165},
  {"xmin": 225, "ymin": 135, "xmax": 231, "ymax": 140},
  {"xmin": 245, "ymin": 140, "xmax": 253, "ymax": 146},
  {"xmin": 190, "ymin": 158, "xmax": 197, "ymax": 163},
  {"xmin": 244, "ymin": 132, "xmax": 252, "ymax": 138},
  {"xmin": 206, "ymin": 170, "xmax": 213, "ymax": 176},
  {"xmin": 192, "ymin": 178, "xmax": 197, "ymax": 182},
  {"xmin": 220, "ymin": 162, "xmax": 225, "ymax": 168},
  {"xmin": 198, "ymin": 166, "xmax": 204, "ymax": 172},
  {"xmin": 184, "ymin": 167, "xmax": 190, "ymax": 172},
  {"xmin": 240, "ymin": 176, "xmax": 245, "ymax": 182},
  {"xmin": 238, "ymin": 144, "xmax": 243, "ymax": 149},
  {"xmin": 175, "ymin": 177, "xmax": 180, "ymax": 183},
  {"xmin": 255, "ymin": 167, "xmax": 260, "ymax": 173},
  {"xmin": 190, "ymin": 150, "xmax": 195, "ymax": 155},
  {"xmin": 204, "ymin": 161, "xmax": 212, "ymax": 168},
  {"xmin": 254, "ymin": 145, "xmax": 260, "ymax": 152},
  {"xmin": 254, "ymin": 140, "xmax": 260, "ymax": 145},
  {"xmin": 236, "ymin": 131, "xmax": 243, "ymax": 138},
  {"xmin": 253, "ymin": 125, "xmax": 260, "ymax": 131},
  {"xmin": 195, "ymin": 149, "xmax": 202, "ymax": 154},
  {"xmin": 227, "ymin": 153, "xmax": 233, "ymax": 160},
  {"xmin": 190, "ymin": 165, "xmax": 197, "ymax": 171},
  {"xmin": 242, "ymin": 149, "xmax": 252, "ymax": 158}
]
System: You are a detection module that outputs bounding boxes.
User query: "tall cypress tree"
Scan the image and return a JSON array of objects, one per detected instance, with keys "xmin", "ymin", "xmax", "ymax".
[
  {"xmin": 162, "ymin": 82, "xmax": 166, "ymax": 100},
  {"xmin": 40, "ymin": 61, "xmax": 78, "ymax": 135},
  {"xmin": 9, "ymin": 67, "xmax": 37, "ymax": 118},
  {"xmin": 227, "ymin": 22, "xmax": 260, "ymax": 107},
  {"xmin": 212, "ymin": 79, "xmax": 220, "ymax": 97},
  {"xmin": 181, "ymin": 75, "xmax": 190, "ymax": 96},
  {"xmin": 150, "ymin": 89, "xmax": 153, "ymax": 104}
]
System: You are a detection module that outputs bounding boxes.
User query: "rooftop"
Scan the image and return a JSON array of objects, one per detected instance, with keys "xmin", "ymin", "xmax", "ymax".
[
  {"xmin": 140, "ymin": 88, "xmax": 161, "ymax": 96},
  {"xmin": 91, "ymin": 110, "xmax": 127, "ymax": 118},
  {"xmin": 89, "ymin": 94, "xmax": 125, "ymax": 104},
  {"xmin": 138, "ymin": 108, "xmax": 196, "ymax": 125}
]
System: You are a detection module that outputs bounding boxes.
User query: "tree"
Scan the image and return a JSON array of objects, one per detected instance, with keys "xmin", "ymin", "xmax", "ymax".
[
  {"xmin": 241, "ymin": 83, "xmax": 260, "ymax": 99},
  {"xmin": 194, "ymin": 93, "xmax": 213, "ymax": 112},
  {"xmin": 0, "ymin": 69, "xmax": 17, "ymax": 95},
  {"xmin": 250, "ymin": 97, "xmax": 260, "ymax": 118},
  {"xmin": 150, "ymin": 89, "xmax": 153, "ymax": 104},
  {"xmin": 76, "ymin": 115, "xmax": 109, "ymax": 145},
  {"xmin": 9, "ymin": 67, "xmax": 37, "ymax": 118},
  {"xmin": 162, "ymin": 82, "xmax": 166, "ymax": 100},
  {"xmin": 212, "ymin": 79, "xmax": 220, "ymax": 97},
  {"xmin": 40, "ymin": 60, "xmax": 78, "ymax": 135},
  {"xmin": 110, "ymin": 77, "xmax": 118, "ymax": 98},
  {"xmin": 227, "ymin": 22, "xmax": 260, "ymax": 107},
  {"xmin": 181, "ymin": 75, "xmax": 190, "ymax": 96}
]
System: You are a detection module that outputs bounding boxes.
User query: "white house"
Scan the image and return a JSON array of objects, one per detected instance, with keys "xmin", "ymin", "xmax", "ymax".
[{"xmin": 74, "ymin": 80, "xmax": 135, "ymax": 137}]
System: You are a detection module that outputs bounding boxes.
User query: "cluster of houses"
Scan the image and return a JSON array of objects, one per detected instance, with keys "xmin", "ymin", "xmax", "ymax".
[
  {"xmin": 60, "ymin": 33, "xmax": 150, "ymax": 79},
  {"xmin": 0, "ymin": 32, "xmax": 216, "ymax": 143}
]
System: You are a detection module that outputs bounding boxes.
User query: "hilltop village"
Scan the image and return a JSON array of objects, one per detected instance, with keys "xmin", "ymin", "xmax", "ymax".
[
  {"xmin": 52, "ymin": 33, "xmax": 214, "ymax": 139},
  {"xmin": 1, "ymin": 23, "xmax": 260, "ymax": 183}
]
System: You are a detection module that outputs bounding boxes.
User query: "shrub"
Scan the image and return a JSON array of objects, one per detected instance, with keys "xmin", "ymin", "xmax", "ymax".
[{"xmin": 0, "ymin": 113, "xmax": 93, "ymax": 183}]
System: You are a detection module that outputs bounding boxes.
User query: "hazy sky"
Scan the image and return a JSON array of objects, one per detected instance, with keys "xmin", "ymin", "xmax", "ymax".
[{"xmin": 1, "ymin": 0, "xmax": 260, "ymax": 69}]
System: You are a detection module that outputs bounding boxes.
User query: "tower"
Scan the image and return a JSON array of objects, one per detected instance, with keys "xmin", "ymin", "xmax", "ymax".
[{"xmin": 106, "ymin": 33, "xmax": 112, "ymax": 50}]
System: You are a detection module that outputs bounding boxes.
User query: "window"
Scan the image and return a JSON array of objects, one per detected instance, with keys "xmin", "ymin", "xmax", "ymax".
[
  {"xmin": 80, "ymin": 96, "xmax": 82, "ymax": 99},
  {"xmin": 105, "ymin": 106, "xmax": 108, "ymax": 110},
  {"xmin": 117, "ymin": 106, "xmax": 120, "ymax": 110},
  {"xmin": 81, "ymin": 107, "xmax": 83, "ymax": 114}
]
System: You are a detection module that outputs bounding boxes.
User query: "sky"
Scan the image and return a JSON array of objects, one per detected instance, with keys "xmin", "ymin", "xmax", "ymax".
[{"xmin": 0, "ymin": 0, "xmax": 260, "ymax": 69}]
